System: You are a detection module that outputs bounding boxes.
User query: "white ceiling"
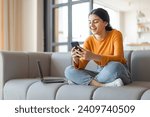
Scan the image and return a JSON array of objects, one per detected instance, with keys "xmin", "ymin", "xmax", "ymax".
[{"xmin": 94, "ymin": 0, "xmax": 150, "ymax": 12}]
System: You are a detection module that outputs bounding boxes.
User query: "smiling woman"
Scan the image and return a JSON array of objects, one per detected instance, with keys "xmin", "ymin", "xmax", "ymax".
[{"xmin": 64, "ymin": 8, "xmax": 131, "ymax": 87}]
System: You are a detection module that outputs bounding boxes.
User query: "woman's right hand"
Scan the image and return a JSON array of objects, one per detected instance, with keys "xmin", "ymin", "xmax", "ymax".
[{"xmin": 71, "ymin": 47, "xmax": 80, "ymax": 64}]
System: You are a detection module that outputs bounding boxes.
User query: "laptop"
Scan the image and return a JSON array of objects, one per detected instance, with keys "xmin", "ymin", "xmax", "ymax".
[{"xmin": 37, "ymin": 60, "xmax": 65, "ymax": 83}]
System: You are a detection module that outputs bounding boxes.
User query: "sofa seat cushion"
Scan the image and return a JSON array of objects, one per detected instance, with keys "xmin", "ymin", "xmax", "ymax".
[
  {"xmin": 127, "ymin": 81, "xmax": 150, "ymax": 88},
  {"xmin": 4, "ymin": 79, "xmax": 39, "ymax": 100},
  {"xmin": 93, "ymin": 86, "xmax": 148, "ymax": 100},
  {"xmin": 3, "ymin": 78, "xmax": 150, "ymax": 100},
  {"xmin": 27, "ymin": 81, "xmax": 66, "ymax": 100},
  {"xmin": 56, "ymin": 85, "xmax": 96, "ymax": 100},
  {"xmin": 141, "ymin": 89, "xmax": 150, "ymax": 100}
]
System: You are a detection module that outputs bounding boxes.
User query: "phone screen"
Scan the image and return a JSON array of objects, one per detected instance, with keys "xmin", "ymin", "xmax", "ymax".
[
  {"xmin": 71, "ymin": 42, "xmax": 83, "ymax": 52},
  {"xmin": 71, "ymin": 42, "xmax": 80, "ymax": 49}
]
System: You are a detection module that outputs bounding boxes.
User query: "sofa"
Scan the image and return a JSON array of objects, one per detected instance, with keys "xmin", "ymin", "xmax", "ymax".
[{"xmin": 0, "ymin": 50, "xmax": 150, "ymax": 100}]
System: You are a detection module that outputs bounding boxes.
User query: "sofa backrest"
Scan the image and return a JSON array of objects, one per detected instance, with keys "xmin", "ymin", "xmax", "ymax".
[
  {"xmin": 2, "ymin": 50, "xmax": 150, "ymax": 83},
  {"xmin": 28, "ymin": 52, "xmax": 51, "ymax": 78},
  {"xmin": 50, "ymin": 51, "xmax": 133, "ymax": 78},
  {"xmin": 0, "ymin": 51, "xmax": 29, "ymax": 83},
  {"xmin": 124, "ymin": 50, "xmax": 133, "ymax": 71},
  {"xmin": 0, "ymin": 51, "xmax": 51, "ymax": 82},
  {"xmin": 50, "ymin": 52, "xmax": 72, "ymax": 77},
  {"xmin": 131, "ymin": 50, "xmax": 150, "ymax": 81}
]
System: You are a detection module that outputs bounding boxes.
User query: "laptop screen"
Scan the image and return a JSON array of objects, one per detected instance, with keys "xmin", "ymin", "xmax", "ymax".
[{"xmin": 36, "ymin": 60, "xmax": 44, "ymax": 79}]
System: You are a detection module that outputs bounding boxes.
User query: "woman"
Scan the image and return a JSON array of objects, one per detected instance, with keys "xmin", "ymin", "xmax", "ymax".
[{"xmin": 65, "ymin": 8, "xmax": 131, "ymax": 87}]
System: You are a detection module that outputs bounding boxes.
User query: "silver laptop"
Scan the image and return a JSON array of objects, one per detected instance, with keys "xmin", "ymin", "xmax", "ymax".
[{"xmin": 37, "ymin": 60, "xmax": 65, "ymax": 83}]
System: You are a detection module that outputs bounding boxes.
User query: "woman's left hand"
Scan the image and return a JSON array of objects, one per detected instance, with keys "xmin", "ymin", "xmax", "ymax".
[{"xmin": 76, "ymin": 47, "xmax": 101, "ymax": 61}]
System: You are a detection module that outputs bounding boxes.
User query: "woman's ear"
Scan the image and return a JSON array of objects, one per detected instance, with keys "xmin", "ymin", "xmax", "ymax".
[{"xmin": 105, "ymin": 22, "xmax": 108, "ymax": 26}]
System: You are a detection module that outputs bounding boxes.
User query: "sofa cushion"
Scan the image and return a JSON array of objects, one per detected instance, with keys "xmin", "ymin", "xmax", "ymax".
[
  {"xmin": 50, "ymin": 52, "xmax": 72, "ymax": 77},
  {"xmin": 93, "ymin": 86, "xmax": 147, "ymax": 100},
  {"xmin": 0, "ymin": 52, "xmax": 29, "ymax": 83},
  {"xmin": 127, "ymin": 81, "xmax": 150, "ymax": 88},
  {"xmin": 27, "ymin": 81, "xmax": 66, "ymax": 100},
  {"xmin": 56, "ymin": 85, "xmax": 96, "ymax": 100},
  {"xmin": 28, "ymin": 53, "xmax": 51, "ymax": 78},
  {"xmin": 124, "ymin": 50, "xmax": 132, "ymax": 71},
  {"xmin": 4, "ymin": 79, "xmax": 39, "ymax": 100},
  {"xmin": 85, "ymin": 60, "xmax": 98, "ymax": 71},
  {"xmin": 141, "ymin": 89, "xmax": 150, "ymax": 100},
  {"xmin": 131, "ymin": 50, "xmax": 150, "ymax": 81}
]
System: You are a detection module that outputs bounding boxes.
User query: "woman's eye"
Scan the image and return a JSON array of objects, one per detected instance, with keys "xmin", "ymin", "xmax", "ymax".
[
  {"xmin": 93, "ymin": 20, "xmax": 99, "ymax": 23},
  {"xmin": 88, "ymin": 20, "xmax": 99, "ymax": 24}
]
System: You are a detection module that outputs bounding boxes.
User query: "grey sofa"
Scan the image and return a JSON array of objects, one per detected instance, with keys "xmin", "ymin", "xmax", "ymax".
[{"xmin": 0, "ymin": 50, "xmax": 150, "ymax": 100}]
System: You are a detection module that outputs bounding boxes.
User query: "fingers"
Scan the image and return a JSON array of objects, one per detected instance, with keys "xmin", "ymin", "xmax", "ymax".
[
  {"xmin": 73, "ymin": 51, "xmax": 83, "ymax": 58},
  {"xmin": 77, "ymin": 46, "xmax": 85, "ymax": 52},
  {"xmin": 71, "ymin": 47, "xmax": 80, "ymax": 58},
  {"xmin": 71, "ymin": 47, "xmax": 76, "ymax": 53},
  {"xmin": 71, "ymin": 47, "xmax": 76, "ymax": 55},
  {"xmin": 71, "ymin": 47, "xmax": 93, "ymax": 61},
  {"xmin": 71, "ymin": 46, "xmax": 87, "ymax": 59}
]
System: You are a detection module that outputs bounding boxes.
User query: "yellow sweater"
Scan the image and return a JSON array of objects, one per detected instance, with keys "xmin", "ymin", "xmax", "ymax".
[{"xmin": 74, "ymin": 29, "xmax": 126, "ymax": 69}]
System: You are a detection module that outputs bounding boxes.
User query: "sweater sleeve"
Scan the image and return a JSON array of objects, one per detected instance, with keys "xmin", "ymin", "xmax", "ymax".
[
  {"xmin": 98, "ymin": 55, "xmax": 126, "ymax": 66},
  {"xmin": 73, "ymin": 58, "xmax": 89, "ymax": 69}
]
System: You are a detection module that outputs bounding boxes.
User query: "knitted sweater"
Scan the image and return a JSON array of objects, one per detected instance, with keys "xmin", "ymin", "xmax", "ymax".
[{"xmin": 74, "ymin": 29, "xmax": 126, "ymax": 69}]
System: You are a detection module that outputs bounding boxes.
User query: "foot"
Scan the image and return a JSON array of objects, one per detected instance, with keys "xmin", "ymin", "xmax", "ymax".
[{"xmin": 104, "ymin": 78, "xmax": 124, "ymax": 87}]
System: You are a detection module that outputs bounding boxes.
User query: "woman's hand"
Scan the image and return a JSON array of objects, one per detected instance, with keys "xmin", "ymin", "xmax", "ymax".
[
  {"xmin": 71, "ymin": 46, "xmax": 101, "ymax": 63},
  {"xmin": 71, "ymin": 47, "xmax": 80, "ymax": 64},
  {"xmin": 77, "ymin": 47, "xmax": 101, "ymax": 61}
]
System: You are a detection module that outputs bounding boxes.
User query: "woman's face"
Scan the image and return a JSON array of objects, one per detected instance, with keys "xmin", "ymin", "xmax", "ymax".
[{"xmin": 88, "ymin": 14, "xmax": 107, "ymax": 36}]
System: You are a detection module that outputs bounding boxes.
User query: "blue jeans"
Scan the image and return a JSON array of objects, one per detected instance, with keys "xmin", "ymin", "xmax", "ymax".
[{"xmin": 64, "ymin": 61, "xmax": 131, "ymax": 85}]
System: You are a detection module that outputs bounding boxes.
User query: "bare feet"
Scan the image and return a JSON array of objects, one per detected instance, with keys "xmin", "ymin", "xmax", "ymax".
[{"xmin": 90, "ymin": 79, "xmax": 104, "ymax": 87}]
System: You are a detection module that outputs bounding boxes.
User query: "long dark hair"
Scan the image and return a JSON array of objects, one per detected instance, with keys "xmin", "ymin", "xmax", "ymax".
[{"xmin": 89, "ymin": 8, "xmax": 113, "ymax": 31}]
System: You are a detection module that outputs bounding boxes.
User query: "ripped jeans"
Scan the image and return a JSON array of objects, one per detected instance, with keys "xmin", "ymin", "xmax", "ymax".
[{"xmin": 64, "ymin": 61, "xmax": 131, "ymax": 85}]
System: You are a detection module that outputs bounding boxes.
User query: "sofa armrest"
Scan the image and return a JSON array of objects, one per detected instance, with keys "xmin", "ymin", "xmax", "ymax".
[
  {"xmin": 0, "ymin": 51, "xmax": 29, "ymax": 99},
  {"xmin": 0, "ymin": 51, "xmax": 53, "ymax": 99},
  {"xmin": 0, "ymin": 51, "xmax": 29, "ymax": 82}
]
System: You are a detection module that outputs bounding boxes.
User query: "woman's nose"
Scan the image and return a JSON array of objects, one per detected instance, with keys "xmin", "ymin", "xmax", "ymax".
[{"xmin": 90, "ymin": 22, "xmax": 94, "ymax": 27}]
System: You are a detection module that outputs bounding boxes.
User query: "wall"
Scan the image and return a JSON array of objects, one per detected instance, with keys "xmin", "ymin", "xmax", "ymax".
[
  {"xmin": 123, "ymin": 11, "xmax": 138, "ymax": 43},
  {"xmin": 123, "ymin": 9, "xmax": 150, "ymax": 44},
  {"xmin": 137, "ymin": 9, "xmax": 150, "ymax": 43},
  {"xmin": 119, "ymin": 12, "xmax": 125, "ymax": 36}
]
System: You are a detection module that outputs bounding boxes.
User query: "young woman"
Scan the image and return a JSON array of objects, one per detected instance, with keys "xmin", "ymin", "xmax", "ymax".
[{"xmin": 65, "ymin": 8, "xmax": 131, "ymax": 87}]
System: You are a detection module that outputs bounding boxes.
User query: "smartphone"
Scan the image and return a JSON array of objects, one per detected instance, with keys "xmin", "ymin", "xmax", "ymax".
[
  {"xmin": 71, "ymin": 41, "xmax": 82, "ymax": 51},
  {"xmin": 71, "ymin": 41, "xmax": 80, "ymax": 49}
]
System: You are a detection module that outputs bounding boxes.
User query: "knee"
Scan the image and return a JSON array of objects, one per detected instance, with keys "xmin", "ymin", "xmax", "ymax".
[
  {"xmin": 107, "ymin": 61, "xmax": 124, "ymax": 71},
  {"xmin": 64, "ymin": 65, "xmax": 75, "ymax": 80},
  {"xmin": 105, "ymin": 62, "xmax": 125, "ymax": 77}
]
